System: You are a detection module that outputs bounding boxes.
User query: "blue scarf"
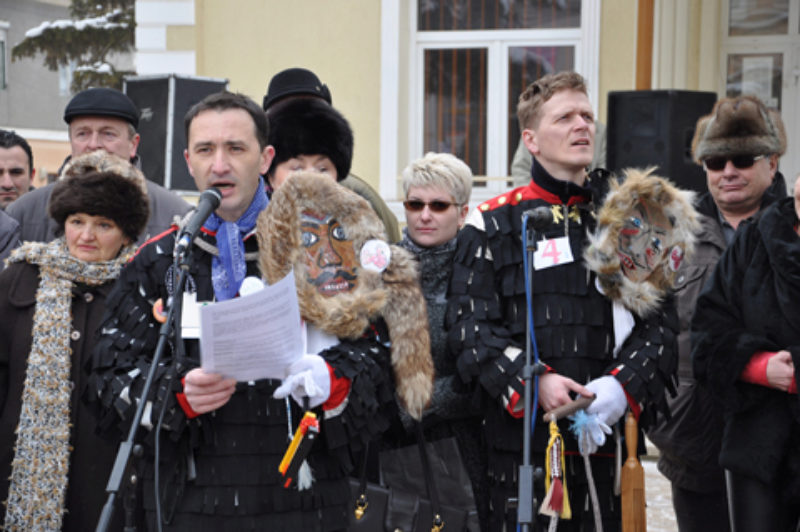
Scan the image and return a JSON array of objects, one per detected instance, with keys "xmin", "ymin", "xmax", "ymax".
[{"xmin": 203, "ymin": 177, "xmax": 269, "ymax": 301}]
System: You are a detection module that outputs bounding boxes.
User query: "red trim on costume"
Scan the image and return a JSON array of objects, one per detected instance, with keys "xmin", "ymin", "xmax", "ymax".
[
  {"xmin": 609, "ymin": 368, "xmax": 641, "ymax": 420},
  {"xmin": 507, "ymin": 390, "xmax": 524, "ymax": 418},
  {"xmin": 176, "ymin": 377, "xmax": 201, "ymax": 419},
  {"xmin": 323, "ymin": 364, "xmax": 351, "ymax": 410},
  {"xmin": 132, "ymin": 226, "xmax": 179, "ymax": 259},
  {"xmin": 476, "ymin": 181, "xmax": 588, "ymax": 213}
]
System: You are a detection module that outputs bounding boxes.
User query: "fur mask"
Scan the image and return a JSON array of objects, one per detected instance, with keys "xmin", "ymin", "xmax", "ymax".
[
  {"xmin": 584, "ymin": 167, "xmax": 699, "ymax": 317},
  {"xmin": 256, "ymin": 172, "xmax": 434, "ymax": 418}
]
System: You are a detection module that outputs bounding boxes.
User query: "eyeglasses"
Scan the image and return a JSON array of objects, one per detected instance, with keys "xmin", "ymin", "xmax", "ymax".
[
  {"xmin": 403, "ymin": 200, "xmax": 458, "ymax": 213},
  {"xmin": 703, "ymin": 154, "xmax": 766, "ymax": 171}
]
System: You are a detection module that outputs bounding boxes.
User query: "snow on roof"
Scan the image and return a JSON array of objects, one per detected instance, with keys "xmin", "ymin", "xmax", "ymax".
[
  {"xmin": 24, "ymin": 8, "xmax": 127, "ymax": 39},
  {"xmin": 75, "ymin": 62, "xmax": 113, "ymax": 74}
]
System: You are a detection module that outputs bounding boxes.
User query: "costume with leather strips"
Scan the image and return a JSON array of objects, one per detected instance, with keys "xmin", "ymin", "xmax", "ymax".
[
  {"xmin": 87, "ymin": 178, "xmax": 427, "ymax": 531},
  {"xmin": 580, "ymin": 167, "xmax": 699, "ymax": 531},
  {"xmin": 445, "ymin": 159, "xmax": 681, "ymax": 531}
]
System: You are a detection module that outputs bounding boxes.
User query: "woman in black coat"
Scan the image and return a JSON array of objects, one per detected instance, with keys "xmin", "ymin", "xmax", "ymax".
[
  {"xmin": 0, "ymin": 152, "xmax": 149, "ymax": 532},
  {"xmin": 396, "ymin": 152, "xmax": 487, "ymax": 531},
  {"xmin": 692, "ymin": 177, "xmax": 800, "ymax": 532}
]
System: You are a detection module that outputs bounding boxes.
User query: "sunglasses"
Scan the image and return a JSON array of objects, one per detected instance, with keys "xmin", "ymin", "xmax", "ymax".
[
  {"xmin": 403, "ymin": 200, "xmax": 458, "ymax": 213},
  {"xmin": 703, "ymin": 154, "xmax": 766, "ymax": 171}
]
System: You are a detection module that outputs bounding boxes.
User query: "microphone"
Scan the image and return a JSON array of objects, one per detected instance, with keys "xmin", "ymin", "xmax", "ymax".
[
  {"xmin": 522, "ymin": 206, "xmax": 553, "ymax": 230},
  {"xmin": 175, "ymin": 187, "xmax": 222, "ymax": 258}
]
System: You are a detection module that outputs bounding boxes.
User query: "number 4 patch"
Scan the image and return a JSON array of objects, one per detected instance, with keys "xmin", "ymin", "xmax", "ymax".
[{"xmin": 533, "ymin": 236, "xmax": 574, "ymax": 270}]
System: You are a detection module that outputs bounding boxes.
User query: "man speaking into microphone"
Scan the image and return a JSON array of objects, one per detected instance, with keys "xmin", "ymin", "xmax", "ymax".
[
  {"xmin": 88, "ymin": 92, "xmax": 396, "ymax": 530},
  {"xmin": 446, "ymin": 71, "xmax": 679, "ymax": 531}
]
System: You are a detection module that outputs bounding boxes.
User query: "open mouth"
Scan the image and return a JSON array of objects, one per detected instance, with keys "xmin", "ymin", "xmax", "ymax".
[
  {"xmin": 210, "ymin": 181, "xmax": 235, "ymax": 194},
  {"xmin": 318, "ymin": 278, "xmax": 352, "ymax": 296}
]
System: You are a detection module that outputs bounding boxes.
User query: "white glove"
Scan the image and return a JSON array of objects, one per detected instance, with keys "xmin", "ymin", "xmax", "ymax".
[
  {"xmin": 574, "ymin": 376, "xmax": 628, "ymax": 453},
  {"xmin": 273, "ymin": 354, "xmax": 331, "ymax": 408},
  {"xmin": 572, "ymin": 411, "xmax": 613, "ymax": 455},
  {"xmin": 585, "ymin": 375, "xmax": 628, "ymax": 426}
]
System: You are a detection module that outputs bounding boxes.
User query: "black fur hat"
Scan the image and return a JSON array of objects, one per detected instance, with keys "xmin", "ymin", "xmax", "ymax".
[
  {"xmin": 266, "ymin": 98, "xmax": 353, "ymax": 181},
  {"xmin": 262, "ymin": 67, "xmax": 332, "ymax": 111},
  {"xmin": 49, "ymin": 152, "xmax": 149, "ymax": 242}
]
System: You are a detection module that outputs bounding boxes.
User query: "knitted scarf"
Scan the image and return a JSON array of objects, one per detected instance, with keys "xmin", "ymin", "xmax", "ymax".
[
  {"xmin": 3, "ymin": 238, "xmax": 135, "ymax": 532},
  {"xmin": 203, "ymin": 178, "xmax": 269, "ymax": 300}
]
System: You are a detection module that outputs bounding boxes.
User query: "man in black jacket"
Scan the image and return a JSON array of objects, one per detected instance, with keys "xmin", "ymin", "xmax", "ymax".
[
  {"xmin": 6, "ymin": 88, "xmax": 190, "ymax": 245},
  {"xmin": 447, "ymin": 71, "xmax": 679, "ymax": 531},
  {"xmin": 648, "ymin": 94, "xmax": 788, "ymax": 532}
]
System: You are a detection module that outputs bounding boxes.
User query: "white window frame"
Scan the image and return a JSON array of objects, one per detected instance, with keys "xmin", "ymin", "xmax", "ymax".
[
  {"xmin": 380, "ymin": 0, "xmax": 599, "ymax": 209},
  {"xmin": 719, "ymin": 0, "xmax": 800, "ymax": 184}
]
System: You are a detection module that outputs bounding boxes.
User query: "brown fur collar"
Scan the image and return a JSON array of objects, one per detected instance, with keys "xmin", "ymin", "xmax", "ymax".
[
  {"xmin": 256, "ymin": 172, "xmax": 433, "ymax": 418},
  {"xmin": 584, "ymin": 167, "xmax": 699, "ymax": 317}
]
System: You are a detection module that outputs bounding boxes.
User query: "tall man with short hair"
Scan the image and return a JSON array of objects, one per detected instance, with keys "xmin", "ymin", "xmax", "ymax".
[
  {"xmin": 88, "ymin": 92, "xmax": 400, "ymax": 530},
  {"xmin": 648, "ymin": 94, "xmax": 788, "ymax": 532},
  {"xmin": 446, "ymin": 71, "xmax": 678, "ymax": 531},
  {"xmin": 6, "ymin": 88, "xmax": 190, "ymax": 245},
  {"xmin": 0, "ymin": 129, "xmax": 35, "ymax": 209}
]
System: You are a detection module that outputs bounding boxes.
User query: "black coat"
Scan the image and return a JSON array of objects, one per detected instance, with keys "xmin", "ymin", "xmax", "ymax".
[
  {"xmin": 692, "ymin": 196, "xmax": 800, "ymax": 502},
  {"xmin": 648, "ymin": 173, "xmax": 788, "ymax": 493},
  {"xmin": 88, "ymin": 228, "xmax": 395, "ymax": 531},
  {"xmin": 0, "ymin": 261, "xmax": 125, "ymax": 531}
]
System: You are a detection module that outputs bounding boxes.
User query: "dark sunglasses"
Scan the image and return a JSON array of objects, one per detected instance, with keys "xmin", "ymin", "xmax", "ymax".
[
  {"xmin": 703, "ymin": 154, "xmax": 765, "ymax": 171},
  {"xmin": 403, "ymin": 200, "xmax": 458, "ymax": 213}
]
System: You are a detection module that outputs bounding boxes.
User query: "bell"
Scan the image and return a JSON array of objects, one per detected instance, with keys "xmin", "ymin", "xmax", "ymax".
[{"xmin": 354, "ymin": 495, "xmax": 368, "ymax": 520}]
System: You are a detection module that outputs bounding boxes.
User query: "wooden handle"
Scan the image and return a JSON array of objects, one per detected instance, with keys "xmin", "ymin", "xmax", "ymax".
[
  {"xmin": 625, "ymin": 411, "xmax": 638, "ymax": 458},
  {"xmin": 542, "ymin": 394, "xmax": 596, "ymax": 422}
]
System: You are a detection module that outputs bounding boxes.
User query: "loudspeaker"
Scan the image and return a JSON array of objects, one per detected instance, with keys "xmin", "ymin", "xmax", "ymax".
[
  {"xmin": 124, "ymin": 74, "xmax": 228, "ymax": 191},
  {"xmin": 607, "ymin": 90, "xmax": 717, "ymax": 193}
]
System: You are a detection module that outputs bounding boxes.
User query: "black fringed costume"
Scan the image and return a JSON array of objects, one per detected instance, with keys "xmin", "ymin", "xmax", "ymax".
[
  {"xmin": 88, "ymin": 227, "xmax": 395, "ymax": 531},
  {"xmin": 445, "ymin": 159, "xmax": 678, "ymax": 531}
]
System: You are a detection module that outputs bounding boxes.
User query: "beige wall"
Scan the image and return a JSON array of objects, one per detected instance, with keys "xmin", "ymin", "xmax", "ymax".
[
  {"xmin": 597, "ymin": 0, "xmax": 638, "ymax": 123},
  {"xmin": 187, "ymin": 0, "xmax": 383, "ymax": 184},
  {"xmin": 169, "ymin": 1, "xmax": 656, "ymax": 184}
]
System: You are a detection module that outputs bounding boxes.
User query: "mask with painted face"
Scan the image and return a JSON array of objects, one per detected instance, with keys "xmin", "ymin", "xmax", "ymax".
[{"xmin": 585, "ymin": 167, "xmax": 700, "ymax": 317}]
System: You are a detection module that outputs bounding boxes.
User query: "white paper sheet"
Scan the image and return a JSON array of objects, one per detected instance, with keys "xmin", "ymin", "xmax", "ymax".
[{"xmin": 199, "ymin": 272, "xmax": 303, "ymax": 381}]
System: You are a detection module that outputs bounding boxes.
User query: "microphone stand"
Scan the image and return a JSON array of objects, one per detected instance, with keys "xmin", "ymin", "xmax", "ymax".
[
  {"xmin": 515, "ymin": 213, "xmax": 547, "ymax": 531},
  {"xmin": 96, "ymin": 248, "xmax": 195, "ymax": 532}
]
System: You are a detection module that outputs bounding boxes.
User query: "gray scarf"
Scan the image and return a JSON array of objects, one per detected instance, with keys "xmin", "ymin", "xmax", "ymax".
[{"xmin": 3, "ymin": 238, "xmax": 134, "ymax": 532}]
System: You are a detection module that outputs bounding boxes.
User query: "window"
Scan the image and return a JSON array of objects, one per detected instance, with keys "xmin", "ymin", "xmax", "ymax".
[
  {"xmin": 0, "ymin": 40, "xmax": 6, "ymax": 89},
  {"xmin": 58, "ymin": 60, "xmax": 77, "ymax": 96},
  {"xmin": 721, "ymin": 0, "xmax": 800, "ymax": 181},
  {"xmin": 410, "ymin": 0, "xmax": 598, "ymax": 192},
  {"xmin": 0, "ymin": 22, "xmax": 8, "ymax": 89}
]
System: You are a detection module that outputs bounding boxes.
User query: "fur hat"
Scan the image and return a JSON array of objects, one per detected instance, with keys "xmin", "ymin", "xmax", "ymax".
[
  {"xmin": 263, "ymin": 67, "xmax": 332, "ymax": 110},
  {"xmin": 49, "ymin": 152, "xmax": 149, "ymax": 241},
  {"xmin": 256, "ymin": 172, "xmax": 434, "ymax": 418},
  {"xmin": 692, "ymin": 95, "xmax": 786, "ymax": 163},
  {"xmin": 266, "ymin": 98, "xmax": 353, "ymax": 181},
  {"xmin": 584, "ymin": 167, "xmax": 699, "ymax": 317},
  {"xmin": 64, "ymin": 88, "xmax": 140, "ymax": 129}
]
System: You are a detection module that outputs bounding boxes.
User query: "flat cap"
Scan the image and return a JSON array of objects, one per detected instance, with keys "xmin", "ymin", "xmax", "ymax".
[
  {"xmin": 263, "ymin": 67, "xmax": 331, "ymax": 111},
  {"xmin": 63, "ymin": 87, "xmax": 140, "ymax": 129}
]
